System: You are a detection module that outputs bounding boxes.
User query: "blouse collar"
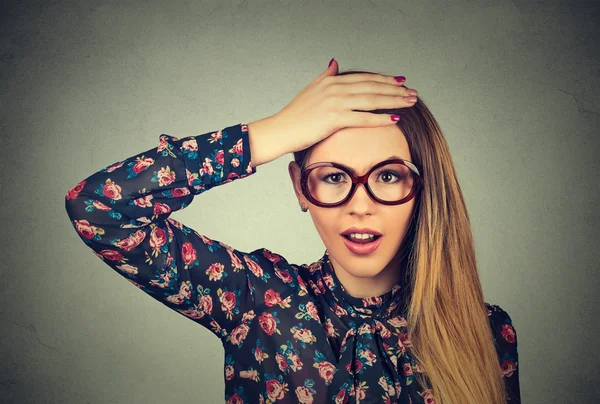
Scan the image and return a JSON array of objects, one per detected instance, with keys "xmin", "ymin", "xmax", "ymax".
[{"xmin": 318, "ymin": 250, "xmax": 410, "ymax": 320}]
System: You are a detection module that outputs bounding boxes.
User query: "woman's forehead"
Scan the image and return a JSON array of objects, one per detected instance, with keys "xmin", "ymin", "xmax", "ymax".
[{"xmin": 306, "ymin": 126, "xmax": 411, "ymax": 167}]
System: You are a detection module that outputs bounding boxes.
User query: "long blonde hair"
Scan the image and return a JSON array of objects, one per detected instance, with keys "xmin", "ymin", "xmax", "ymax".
[{"xmin": 293, "ymin": 70, "xmax": 507, "ymax": 404}]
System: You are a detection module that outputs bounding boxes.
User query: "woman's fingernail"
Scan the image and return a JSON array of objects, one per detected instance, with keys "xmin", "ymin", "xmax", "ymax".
[
  {"xmin": 395, "ymin": 76, "xmax": 406, "ymax": 82},
  {"xmin": 391, "ymin": 115, "xmax": 401, "ymax": 122},
  {"xmin": 328, "ymin": 58, "xmax": 335, "ymax": 67}
]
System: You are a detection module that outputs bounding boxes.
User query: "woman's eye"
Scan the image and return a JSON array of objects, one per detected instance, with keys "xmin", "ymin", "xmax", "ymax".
[
  {"xmin": 323, "ymin": 173, "xmax": 346, "ymax": 183},
  {"xmin": 379, "ymin": 171, "xmax": 401, "ymax": 182}
]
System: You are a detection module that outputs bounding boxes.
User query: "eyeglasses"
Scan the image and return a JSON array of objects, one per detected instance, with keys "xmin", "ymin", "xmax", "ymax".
[{"xmin": 300, "ymin": 159, "xmax": 421, "ymax": 208}]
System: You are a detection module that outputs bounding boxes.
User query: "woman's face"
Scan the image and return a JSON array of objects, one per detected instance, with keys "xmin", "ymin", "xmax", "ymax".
[{"xmin": 288, "ymin": 125, "xmax": 416, "ymax": 292}]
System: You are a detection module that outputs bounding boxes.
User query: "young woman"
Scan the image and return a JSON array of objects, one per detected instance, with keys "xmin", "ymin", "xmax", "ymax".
[{"xmin": 65, "ymin": 58, "xmax": 520, "ymax": 404}]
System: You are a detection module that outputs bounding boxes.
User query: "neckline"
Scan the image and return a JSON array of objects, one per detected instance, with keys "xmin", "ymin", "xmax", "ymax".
[{"xmin": 319, "ymin": 250, "xmax": 408, "ymax": 319}]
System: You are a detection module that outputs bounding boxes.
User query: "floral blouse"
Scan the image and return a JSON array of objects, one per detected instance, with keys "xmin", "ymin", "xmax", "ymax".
[{"xmin": 65, "ymin": 123, "xmax": 520, "ymax": 403}]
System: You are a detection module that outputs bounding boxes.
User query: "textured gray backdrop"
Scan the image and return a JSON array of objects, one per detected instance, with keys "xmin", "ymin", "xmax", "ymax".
[{"xmin": 1, "ymin": 0, "xmax": 598, "ymax": 403}]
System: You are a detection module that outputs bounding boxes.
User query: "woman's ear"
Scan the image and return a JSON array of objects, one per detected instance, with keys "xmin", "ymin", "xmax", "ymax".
[{"xmin": 288, "ymin": 161, "xmax": 305, "ymax": 202}]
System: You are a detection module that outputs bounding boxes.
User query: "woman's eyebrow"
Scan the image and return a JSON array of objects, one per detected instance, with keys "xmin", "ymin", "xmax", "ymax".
[{"xmin": 334, "ymin": 155, "xmax": 405, "ymax": 172}]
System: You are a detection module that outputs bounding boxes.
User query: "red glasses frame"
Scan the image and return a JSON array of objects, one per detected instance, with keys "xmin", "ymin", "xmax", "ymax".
[{"xmin": 300, "ymin": 159, "xmax": 422, "ymax": 208}]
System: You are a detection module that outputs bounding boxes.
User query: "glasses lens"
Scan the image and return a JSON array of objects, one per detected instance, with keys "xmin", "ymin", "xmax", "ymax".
[{"xmin": 306, "ymin": 163, "xmax": 415, "ymax": 204}]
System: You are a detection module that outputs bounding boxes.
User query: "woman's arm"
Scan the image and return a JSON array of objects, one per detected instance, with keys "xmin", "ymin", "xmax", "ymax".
[
  {"xmin": 488, "ymin": 304, "xmax": 521, "ymax": 402},
  {"xmin": 64, "ymin": 123, "xmax": 276, "ymax": 339}
]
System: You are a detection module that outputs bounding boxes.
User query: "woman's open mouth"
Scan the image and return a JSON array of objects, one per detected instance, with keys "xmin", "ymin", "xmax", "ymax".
[{"xmin": 341, "ymin": 234, "xmax": 383, "ymax": 255}]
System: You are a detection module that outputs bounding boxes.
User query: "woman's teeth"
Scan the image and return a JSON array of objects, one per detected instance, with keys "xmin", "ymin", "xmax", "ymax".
[{"xmin": 349, "ymin": 233, "xmax": 375, "ymax": 240}]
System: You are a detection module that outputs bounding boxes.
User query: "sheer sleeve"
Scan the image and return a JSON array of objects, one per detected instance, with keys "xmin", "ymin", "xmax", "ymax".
[
  {"xmin": 487, "ymin": 303, "xmax": 521, "ymax": 403},
  {"xmin": 64, "ymin": 123, "xmax": 271, "ymax": 339}
]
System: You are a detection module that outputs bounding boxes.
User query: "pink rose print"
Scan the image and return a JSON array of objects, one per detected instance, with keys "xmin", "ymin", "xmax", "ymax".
[
  {"xmin": 114, "ymin": 229, "xmax": 146, "ymax": 252},
  {"xmin": 240, "ymin": 369, "xmax": 259, "ymax": 382},
  {"xmin": 92, "ymin": 200, "xmax": 112, "ymax": 211},
  {"xmin": 157, "ymin": 135, "xmax": 172, "ymax": 153},
  {"xmin": 421, "ymin": 389, "xmax": 436, "ymax": 404},
  {"xmin": 171, "ymin": 187, "xmax": 190, "ymax": 198},
  {"xmin": 295, "ymin": 386, "xmax": 314, "ymax": 404},
  {"xmin": 132, "ymin": 156, "xmax": 154, "ymax": 175},
  {"xmin": 297, "ymin": 276, "xmax": 310, "ymax": 293},
  {"xmin": 209, "ymin": 130, "xmax": 223, "ymax": 143},
  {"xmin": 199, "ymin": 157, "xmax": 214, "ymax": 176},
  {"xmin": 317, "ymin": 361, "xmax": 335, "ymax": 384},
  {"xmin": 215, "ymin": 150, "xmax": 225, "ymax": 165},
  {"xmin": 258, "ymin": 312, "xmax": 278, "ymax": 336},
  {"xmin": 231, "ymin": 158, "xmax": 240, "ymax": 167},
  {"xmin": 226, "ymin": 393, "xmax": 243, "ymax": 404},
  {"xmin": 324, "ymin": 319, "xmax": 338, "ymax": 338},
  {"xmin": 345, "ymin": 359, "xmax": 362, "ymax": 373},
  {"xmin": 264, "ymin": 289, "xmax": 283, "ymax": 307},
  {"xmin": 149, "ymin": 227, "xmax": 167, "ymax": 251},
  {"xmin": 335, "ymin": 389, "xmax": 347, "ymax": 404},
  {"xmin": 149, "ymin": 272, "xmax": 172, "ymax": 288},
  {"xmin": 322, "ymin": 273, "xmax": 335, "ymax": 289},
  {"xmin": 375, "ymin": 322, "xmax": 392, "ymax": 338},
  {"xmin": 65, "ymin": 180, "xmax": 86, "ymax": 200},
  {"xmin": 378, "ymin": 376, "xmax": 395, "ymax": 397},
  {"xmin": 263, "ymin": 250, "xmax": 282, "ymax": 263},
  {"xmin": 178, "ymin": 308, "xmax": 206, "ymax": 320},
  {"xmin": 362, "ymin": 296, "xmax": 382, "ymax": 306},
  {"xmin": 225, "ymin": 365, "xmax": 235, "ymax": 380},
  {"xmin": 274, "ymin": 268, "xmax": 293, "ymax": 283},
  {"xmin": 243, "ymin": 256, "xmax": 264, "ymax": 278},
  {"xmin": 333, "ymin": 304, "xmax": 348, "ymax": 317},
  {"xmin": 501, "ymin": 324, "xmax": 516, "ymax": 343},
  {"xmin": 276, "ymin": 353, "xmax": 288, "ymax": 372},
  {"xmin": 292, "ymin": 328, "xmax": 315, "ymax": 345},
  {"xmin": 102, "ymin": 178, "xmax": 122, "ymax": 201},
  {"xmin": 359, "ymin": 349, "xmax": 377, "ymax": 366},
  {"xmin": 266, "ymin": 379, "xmax": 287, "ymax": 401},
  {"xmin": 403, "ymin": 363, "xmax": 413, "ymax": 376},
  {"xmin": 288, "ymin": 353, "xmax": 303, "ymax": 372},
  {"xmin": 181, "ymin": 138, "xmax": 198, "ymax": 152},
  {"xmin": 220, "ymin": 291, "xmax": 237, "ymax": 313},
  {"xmin": 305, "ymin": 301, "xmax": 320, "ymax": 321},
  {"xmin": 74, "ymin": 219, "xmax": 97, "ymax": 240},
  {"xmin": 156, "ymin": 166, "xmax": 176, "ymax": 187},
  {"xmin": 198, "ymin": 295, "xmax": 213, "ymax": 315},
  {"xmin": 206, "ymin": 263, "xmax": 225, "ymax": 281},
  {"xmin": 98, "ymin": 249, "xmax": 124, "ymax": 262},
  {"xmin": 399, "ymin": 332, "xmax": 411, "ymax": 348},
  {"xmin": 228, "ymin": 323, "xmax": 250, "ymax": 346},
  {"xmin": 165, "ymin": 252, "xmax": 174, "ymax": 268},
  {"xmin": 168, "ymin": 282, "xmax": 191, "ymax": 304},
  {"xmin": 241, "ymin": 310, "xmax": 256, "ymax": 323},
  {"xmin": 254, "ymin": 345, "xmax": 267, "ymax": 364},
  {"xmin": 501, "ymin": 359, "xmax": 517, "ymax": 377},
  {"xmin": 227, "ymin": 249, "xmax": 244, "ymax": 271},
  {"xmin": 153, "ymin": 202, "xmax": 171, "ymax": 216},
  {"xmin": 316, "ymin": 279, "xmax": 326, "ymax": 294},
  {"xmin": 181, "ymin": 242, "xmax": 197, "ymax": 268},
  {"xmin": 105, "ymin": 160, "xmax": 124, "ymax": 173},
  {"xmin": 232, "ymin": 137, "xmax": 244, "ymax": 155},
  {"xmin": 387, "ymin": 315, "xmax": 408, "ymax": 328},
  {"xmin": 115, "ymin": 263, "xmax": 138, "ymax": 275},
  {"xmin": 355, "ymin": 383, "xmax": 367, "ymax": 401}
]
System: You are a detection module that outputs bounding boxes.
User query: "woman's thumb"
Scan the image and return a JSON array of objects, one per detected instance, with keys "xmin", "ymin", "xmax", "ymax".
[{"xmin": 323, "ymin": 58, "xmax": 338, "ymax": 76}]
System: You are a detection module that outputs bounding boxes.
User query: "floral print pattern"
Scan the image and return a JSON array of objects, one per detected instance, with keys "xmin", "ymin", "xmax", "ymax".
[{"xmin": 65, "ymin": 123, "xmax": 520, "ymax": 403}]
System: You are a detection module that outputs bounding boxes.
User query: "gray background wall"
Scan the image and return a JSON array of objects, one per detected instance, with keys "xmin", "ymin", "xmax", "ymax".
[{"xmin": 1, "ymin": 0, "xmax": 598, "ymax": 403}]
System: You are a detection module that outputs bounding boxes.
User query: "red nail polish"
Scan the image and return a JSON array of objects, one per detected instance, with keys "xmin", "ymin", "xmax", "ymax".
[
  {"xmin": 328, "ymin": 58, "xmax": 335, "ymax": 67},
  {"xmin": 395, "ymin": 76, "xmax": 406, "ymax": 83},
  {"xmin": 391, "ymin": 115, "xmax": 400, "ymax": 122}
]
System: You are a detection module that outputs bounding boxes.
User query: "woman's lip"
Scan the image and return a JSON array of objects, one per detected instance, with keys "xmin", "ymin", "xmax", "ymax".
[
  {"xmin": 340, "ymin": 227, "xmax": 382, "ymax": 236},
  {"xmin": 341, "ymin": 234, "xmax": 383, "ymax": 255}
]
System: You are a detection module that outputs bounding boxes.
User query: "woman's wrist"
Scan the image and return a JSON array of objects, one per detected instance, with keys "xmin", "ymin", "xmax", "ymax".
[{"xmin": 247, "ymin": 115, "xmax": 288, "ymax": 167}]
